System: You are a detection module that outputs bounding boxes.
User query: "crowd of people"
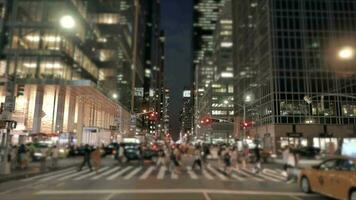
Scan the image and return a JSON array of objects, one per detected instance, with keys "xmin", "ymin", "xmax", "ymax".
[{"xmin": 7, "ymin": 144, "xmax": 60, "ymax": 171}]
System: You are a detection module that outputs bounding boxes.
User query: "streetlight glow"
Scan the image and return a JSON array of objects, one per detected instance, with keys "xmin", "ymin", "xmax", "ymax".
[
  {"xmin": 112, "ymin": 93, "xmax": 118, "ymax": 99},
  {"xmin": 338, "ymin": 46, "xmax": 355, "ymax": 60},
  {"xmin": 60, "ymin": 15, "xmax": 76, "ymax": 29}
]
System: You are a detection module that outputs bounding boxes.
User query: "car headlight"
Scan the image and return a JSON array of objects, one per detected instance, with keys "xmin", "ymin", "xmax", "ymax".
[{"xmin": 34, "ymin": 152, "xmax": 43, "ymax": 157}]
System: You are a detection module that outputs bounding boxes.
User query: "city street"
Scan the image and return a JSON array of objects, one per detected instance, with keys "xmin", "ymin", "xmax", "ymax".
[{"xmin": 0, "ymin": 159, "xmax": 329, "ymax": 200}]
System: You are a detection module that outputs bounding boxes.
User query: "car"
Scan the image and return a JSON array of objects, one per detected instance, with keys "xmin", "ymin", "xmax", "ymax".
[
  {"xmin": 104, "ymin": 143, "xmax": 119, "ymax": 156},
  {"xmin": 296, "ymin": 147, "xmax": 321, "ymax": 158},
  {"xmin": 299, "ymin": 156, "xmax": 356, "ymax": 200},
  {"xmin": 123, "ymin": 143, "xmax": 140, "ymax": 161},
  {"xmin": 31, "ymin": 143, "xmax": 50, "ymax": 161}
]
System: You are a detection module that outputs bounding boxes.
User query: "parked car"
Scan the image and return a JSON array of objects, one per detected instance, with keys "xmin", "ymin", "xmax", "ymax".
[
  {"xmin": 296, "ymin": 147, "xmax": 321, "ymax": 158},
  {"xmin": 299, "ymin": 156, "xmax": 356, "ymax": 200},
  {"xmin": 31, "ymin": 143, "xmax": 50, "ymax": 161}
]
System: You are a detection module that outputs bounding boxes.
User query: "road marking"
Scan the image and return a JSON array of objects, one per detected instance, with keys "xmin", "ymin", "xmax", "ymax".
[
  {"xmin": 139, "ymin": 166, "xmax": 155, "ymax": 180},
  {"xmin": 202, "ymin": 169, "xmax": 214, "ymax": 180},
  {"xmin": 74, "ymin": 167, "xmax": 109, "ymax": 181},
  {"xmin": 91, "ymin": 167, "xmax": 120, "ymax": 180},
  {"xmin": 106, "ymin": 166, "xmax": 133, "ymax": 180},
  {"xmin": 21, "ymin": 167, "xmax": 75, "ymax": 182},
  {"xmin": 123, "ymin": 167, "xmax": 142, "ymax": 180},
  {"xmin": 57, "ymin": 169, "xmax": 89, "ymax": 181},
  {"xmin": 203, "ymin": 192, "xmax": 212, "ymax": 200},
  {"xmin": 207, "ymin": 166, "xmax": 228, "ymax": 180},
  {"xmin": 157, "ymin": 166, "xmax": 167, "ymax": 179},
  {"xmin": 186, "ymin": 166, "xmax": 198, "ymax": 179},
  {"xmin": 275, "ymin": 169, "xmax": 283, "ymax": 174},
  {"xmin": 237, "ymin": 169, "xmax": 264, "ymax": 182},
  {"xmin": 290, "ymin": 195, "xmax": 304, "ymax": 200},
  {"xmin": 35, "ymin": 189, "xmax": 319, "ymax": 197},
  {"xmin": 39, "ymin": 169, "xmax": 76, "ymax": 182},
  {"xmin": 231, "ymin": 172, "xmax": 246, "ymax": 181},
  {"xmin": 171, "ymin": 172, "xmax": 178, "ymax": 179},
  {"xmin": 244, "ymin": 168, "xmax": 281, "ymax": 182},
  {"xmin": 262, "ymin": 169, "xmax": 286, "ymax": 181}
]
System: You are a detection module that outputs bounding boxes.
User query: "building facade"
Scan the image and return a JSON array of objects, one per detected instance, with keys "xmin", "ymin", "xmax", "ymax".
[
  {"xmin": 0, "ymin": 0, "xmax": 141, "ymax": 145},
  {"xmin": 233, "ymin": 0, "xmax": 356, "ymax": 153}
]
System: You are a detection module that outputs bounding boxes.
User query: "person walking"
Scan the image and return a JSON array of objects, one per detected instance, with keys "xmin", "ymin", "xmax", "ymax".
[
  {"xmin": 91, "ymin": 147, "xmax": 102, "ymax": 174},
  {"xmin": 192, "ymin": 146, "xmax": 202, "ymax": 170},
  {"xmin": 40, "ymin": 147, "xmax": 49, "ymax": 172},
  {"xmin": 241, "ymin": 144, "xmax": 249, "ymax": 169},
  {"xmin": 156, "ymin": 147, "xmax": 165, "ymax": 168},
  {"xmin": 78, "ymin": 144, "xmax": 93, "ymax": 172},
  {"xmin": 253, "ymin": 144, "xmax": 261, "ymax": 173},
  {"xmin": 223, "ymin": 149, "xmax": 232, "ymax": 176},
  {"xmin": 51, "ymin": 145, "xmax": 59, "ymax": 169},
  {"xmin": 10, "ymin": 145, "xmax": 18, "ymax": 171},
  {"xmin": 281, "ymin": 146, "xmax": 290, "ymax": 177},
  {"xmin": 231, "ymin": 146, "xmax": 239, "ymax": 171},
  {"xmin": 18, "ymin": 144, "xmax": 27, "ymax": 170}
]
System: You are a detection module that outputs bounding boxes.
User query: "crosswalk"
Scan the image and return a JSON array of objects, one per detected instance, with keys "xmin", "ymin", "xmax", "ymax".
[{"xmin": 21, "ymin": 165, "xmax": 289, "ymax": 183}]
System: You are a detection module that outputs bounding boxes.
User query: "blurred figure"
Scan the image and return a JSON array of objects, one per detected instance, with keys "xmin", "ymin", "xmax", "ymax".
[
  {"xmin": 192, "ymin": 146, "xmax": 202, "ymax": 170},
  {"xmin": 40, "ymin": 147, "xmax": 49, "ymax": 171},
  {"xmin": 18, "ymin": 144, "xmax": 28, "ymax": 170},
  {"xmin": 51, "ymin": 145, "xmax": 59, "ymax": 169},
  {"xmin": 117, "ymin": 143, "xmax": 125, "ymax": 164},
  {"xmin": 156, "ymin": 147, "xmax": 165, "ymax": 168},
  {"xmin": 91, "ymin": 147, "xmax": 102, "ymax": 174},
  {"xmin": 78, "ymin": 144, "xmax": 92, "ymax": 172},
  {"xmin": 241, "ymin": 144, "xmax": 249, "ymax": 169},
  {"xmin": 223, "ymin": 149, "xmax": 232, "ymax": 176},
  {"xmin": 231, "ymin": 146, "xmax": 239, "ymax": 171},
  {"xmin": 252, "ymin": 144, "xmax": 261, "ymax": 174},
  {"xmin": 282, "ymin": 146, "xmax": 290, "ymax": 177},
  {"xmin": 10, "ymin": 145, "xmax": 18, "ymax": 171},
  {"xmin": 202, "ymin": 144, "xmax": 210, "ymax": 167}
]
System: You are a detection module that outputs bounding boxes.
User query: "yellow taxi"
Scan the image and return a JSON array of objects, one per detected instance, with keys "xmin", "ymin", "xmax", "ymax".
[{"xmin": 299, "ymin": 156, "xmax": 356, "ymax": 200}]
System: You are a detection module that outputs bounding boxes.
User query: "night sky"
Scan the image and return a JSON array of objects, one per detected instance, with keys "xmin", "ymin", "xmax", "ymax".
[{"xmin": 161, "ymin": 0, "xmax": 193, "ymax": 138}]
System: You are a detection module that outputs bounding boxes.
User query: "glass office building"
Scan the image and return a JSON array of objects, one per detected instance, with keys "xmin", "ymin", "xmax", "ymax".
[{"xmin": 233, "ymin": 0, "xmax": 356, "ymax": 152}]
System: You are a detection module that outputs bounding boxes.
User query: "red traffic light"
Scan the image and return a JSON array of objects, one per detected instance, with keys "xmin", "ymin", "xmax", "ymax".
[{"xmin": 200, "ymin": 116, "xmax": 212, "ymax": 125}]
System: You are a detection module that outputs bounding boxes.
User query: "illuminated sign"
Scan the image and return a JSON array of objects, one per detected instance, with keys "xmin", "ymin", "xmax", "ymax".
[{"xmin": 183, "ymin": 90, "xmax": 191, "ymax": 97}]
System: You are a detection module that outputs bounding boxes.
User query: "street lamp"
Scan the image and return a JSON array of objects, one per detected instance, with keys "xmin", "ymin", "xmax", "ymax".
[
  {"xmin": 338, "ymin": 46, "xmax": 355, "ymax": 60},
  {"xmin": 112, "ymin": 93, "xmax": 118, "ymax": 99},
  {"xmin": 59, "ymin": 15, "xmax": 76, "ymax": 29}
]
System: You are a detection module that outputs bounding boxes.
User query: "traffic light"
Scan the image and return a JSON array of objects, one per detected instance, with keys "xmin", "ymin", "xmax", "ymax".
[
  {"xmin": 148, "ymin": 111, "xmax": 158, "ymax": 121},
  {"xmin": 16, "ymin": 84, "xmax": 25, "ymax": 97},
  {"xmin": 200, "ymin": 116, "xmax": 213, "ymax": 125}
]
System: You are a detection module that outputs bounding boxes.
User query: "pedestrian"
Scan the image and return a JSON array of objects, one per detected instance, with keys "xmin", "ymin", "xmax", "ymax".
[
  {"xmin": 51, "ymin": 145, "xmax": 59, "ymax": 169},
  {"xmin": 202, "ymin": 144, "xmax": 210, "ymax": 167},
  {"xmin": 18, "ymin": 144, "xmax": 27, "ymax": 170},
  {"xmin": 138, "ymin": 144, "xmax": 145, "ymax": 166},
  {"xmin": 10, "ymin": 145, "xmax": 18, "ymax": 171},
  {"xmin": 117, "ymin": 143, "xmax": 125, "ymax": 164},
  {"xmin": 281, "ymin": 146, "xmax": 290, "ymax": 177},
  {"xmin": 231, "ymin": 146, "xmax": 239, "ymax": 171},
  {"xmin": 78, "ymin": 144, "xmax": 93, "ymax": 172},
  {"xmin": 223, "ymin": 149, "xmax": 232, "ymax": 176},
  {"xmin": 241, "ymin": 145, "xmax": 249, "ymax": 169},
  {"xmin": 253, "ymin": 144, "xmax": 261, "ymax": 173},
  {"xmin": 91, "ymin": 147, "xmax": 102, "ymax": 174},
  {"xmin": 40, "ymin": 147, "xmax": 49, "ymax": 171},
  {"xmin": 156, "ymin": 147, "xmax": 165, "ymax": 167},
  {"xmin": 192, "ymin": 146, "xmax": 202, "ymax": 170}
]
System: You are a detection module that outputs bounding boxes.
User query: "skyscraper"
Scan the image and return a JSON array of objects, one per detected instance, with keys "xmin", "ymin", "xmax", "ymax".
[
  {"xmin": 0, "ymin": 0, "xmax": 143, "ymax": 144},
  {"xmin": 233, "ymin": 0, "xmax": 356, "ymax": 153}
]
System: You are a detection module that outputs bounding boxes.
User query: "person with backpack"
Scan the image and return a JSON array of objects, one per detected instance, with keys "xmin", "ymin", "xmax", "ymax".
[
  {"xmin": 223, "ymin": 149, "xmax": 232, "ymax": 176},
  {"xmin": 253, "ymin": 144, "xmax": 262, "ymax": 173}
]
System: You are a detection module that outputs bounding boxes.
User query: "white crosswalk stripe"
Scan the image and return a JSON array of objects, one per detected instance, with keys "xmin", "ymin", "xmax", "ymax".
[
  {"xmin": 231, "ymin": 172, "xmax": 246, "ymax": 181},
  {"xmin": 91, "ymin": 167, "xmax": 121, "ymax": 180},
  {"xmin": 58, "ymin": 169, "xmax": 90, "ymax": 181},
  {"xmin": 157, "ymin": 166, "xmax": 167, "ymax": 179},
  {"xmin": 106, "ymin": 166, "xmax": 133, "ymax": 180},
  {"xmin": 39, "ymin": 169, "xmax": 77, "ymax": 182},
  {"xmin": 262, "ymin": 169, "xmax": 286, "ymax": 181},
  {"xmin": 238, "ymin": 169, "xmax": 264, "ymax": 182},
  {"xmin": 186, "ymin": 166, "xmax": 198, "ymax": 179},
  {"xmin": 207, "ymin": 166, "xmax": 228, "ymax": 181},
  {"xmin": 139, "ymin": 166, "xmax": 155, "ymax": 180},
  {"xmin": 123, "ymin": 167, "xmax": 142, "ymax": 180},
  {"xmin": 244, "ymin": 168, "xmax": 281, "ymax": 182},
  {"xmin": 171, "ymin": 171, "xmax": 178, "ymax": 179},
  {"xmin": 21, "ymin": 167, "xmax": 75, "ymax": 182},
  {"xmin": 73, "ymin": 167, "xmax": 109, "ymax": 181},
  {"xmin": 202, "ymin": 169, "xmax": 214, "ymax": 180}
]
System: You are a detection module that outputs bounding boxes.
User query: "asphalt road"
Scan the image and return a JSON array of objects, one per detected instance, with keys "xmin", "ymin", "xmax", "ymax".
[{"xmin": 0, "ymin": 158, "xmax": 331, "ymax": 200}]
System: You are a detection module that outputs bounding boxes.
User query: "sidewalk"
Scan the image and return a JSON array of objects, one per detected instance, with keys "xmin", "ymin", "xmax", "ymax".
[{"xmin": 0, "ymin": 157, "xmax": 82, "ymax": 183}]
